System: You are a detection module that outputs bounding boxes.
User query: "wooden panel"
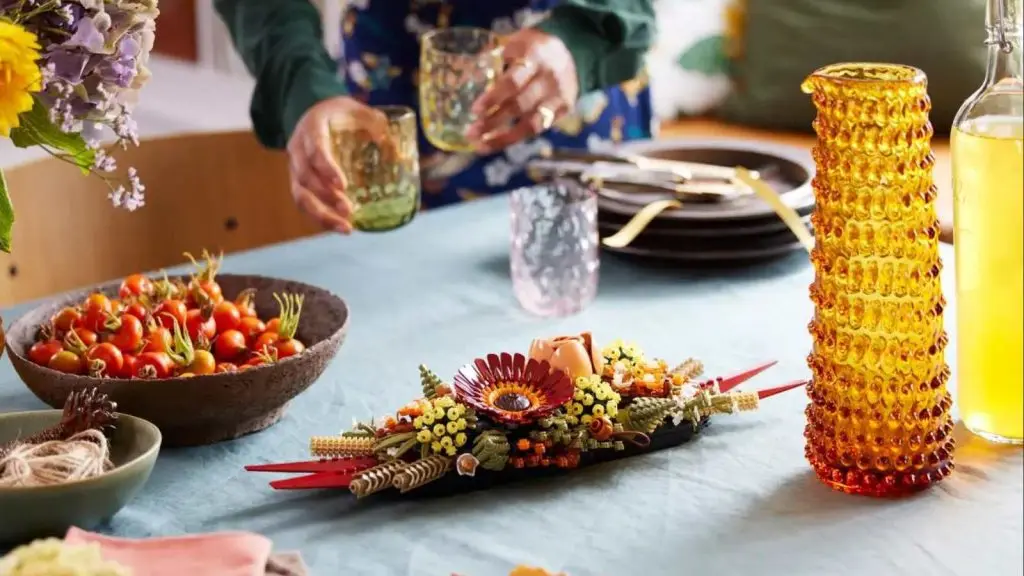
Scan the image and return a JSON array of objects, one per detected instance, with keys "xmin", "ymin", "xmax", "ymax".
[
  {"xmin": 658, "ymin": 119, "xmax": 954, "ymax": 244},
  {"xmin": 0, "ymin": 132, "xmax": 321, "ymax": 307},
  {"xmin": 153, "ymin": 0, "xmax": 198, "ymax": 62}
]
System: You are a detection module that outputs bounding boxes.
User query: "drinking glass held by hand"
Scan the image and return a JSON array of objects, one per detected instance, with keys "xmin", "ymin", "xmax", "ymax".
[
  {"xmin": 467, "ymin": 27, "xmax": 579, "ymax": 154},
  {"xmin": 286, "ymin": 96, "xmax": 403, "ymax": 233},
  {"xmin": 510, "ymin": 180, "xmax": 599, "ymax": 317},
  {"xmin": 419, "ymin": 27, "xmax": 504, "ymax": 153},
  {"xmin": 329, "ymin": 105, "xmax": 421, "ymax": 232}
]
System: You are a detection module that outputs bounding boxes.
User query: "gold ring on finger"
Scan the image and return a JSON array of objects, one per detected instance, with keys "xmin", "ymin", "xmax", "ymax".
[{"xmin": 537, "ymin": 106, "xmax": 555, "ymax": 131}]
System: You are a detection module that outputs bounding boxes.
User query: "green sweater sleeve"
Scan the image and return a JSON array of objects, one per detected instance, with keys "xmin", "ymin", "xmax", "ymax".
[
  {"xmin": 534, "ymin": 0, "xmax": 656, "ymax": 93},
  {"xmin": 213, "ymin": 0, "xmax": 348, "ymax": 149}
]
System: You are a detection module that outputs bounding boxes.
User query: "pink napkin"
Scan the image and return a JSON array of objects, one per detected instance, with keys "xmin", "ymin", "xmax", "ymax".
[{"xmin": 65, "ymin": 527, "xmax": 273, "ymax": 576}]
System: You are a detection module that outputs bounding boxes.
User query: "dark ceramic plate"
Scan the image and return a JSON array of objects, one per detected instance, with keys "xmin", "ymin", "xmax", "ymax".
[
  {"xmin": 5, "ymin": 275, "xmax": 349, "ymax": 447},
  {"xmin": 599, "ymin": 220, "xmax": 813, "ymax": 252},
  {"xmin": 599, "ymin": 139, "xmax": 815, "ymax": 222},
  {"xmin": 602, "ymin": 241, "xmax": 808, "ymax": 266},
  {"xmin": 598, "ymin": 211, "xmax": 814, "ymax": 239},
  {"xmin": 0, "ymin": 410, "xmax": 161, "ymax": 544}
]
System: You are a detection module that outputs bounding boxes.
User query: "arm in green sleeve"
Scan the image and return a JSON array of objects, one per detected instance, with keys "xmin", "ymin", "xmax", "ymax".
[
  {"xmin": 213, "ymin": 0, "xmax": 349, "ymax": 149},
  {"xmin": 534, "ymin": 0, "xmax": 656, "ymax": 93}
]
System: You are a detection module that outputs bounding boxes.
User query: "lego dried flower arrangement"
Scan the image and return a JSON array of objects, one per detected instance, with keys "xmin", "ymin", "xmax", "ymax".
[{"xmin": 247, "ymin": 332, "xmax": 805, "ymax": 495}]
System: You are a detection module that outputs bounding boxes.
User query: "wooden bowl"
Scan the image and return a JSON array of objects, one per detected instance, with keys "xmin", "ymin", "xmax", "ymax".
[
  {"xmin": 4, "ymin": 275, "xmax": 349, "ymax": 447},
  {"xmin": 0, "ymin": 410, "xmax": 161, "ymax": 544}
]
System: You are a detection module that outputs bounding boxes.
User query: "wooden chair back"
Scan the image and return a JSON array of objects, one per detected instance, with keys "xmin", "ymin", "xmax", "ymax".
[{"xmin": 0, "ymin": 131, "xmax": 321, "ymax": 307}]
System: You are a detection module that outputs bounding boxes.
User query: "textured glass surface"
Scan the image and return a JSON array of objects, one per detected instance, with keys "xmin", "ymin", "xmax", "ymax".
[
  {"xmin": 509, "ymin": 181, "xmax": 599, "ymax": 318},
  {"xmin": 419, "ymin": 27, "xmax": 503, "ymax": 153},
  {"xmin": 801, "ymin": 63, "xmax": 956, "ymax": 497},
  {"xmin": 330, "ymin": 106, "xmax": 420, "ymax": 232}
]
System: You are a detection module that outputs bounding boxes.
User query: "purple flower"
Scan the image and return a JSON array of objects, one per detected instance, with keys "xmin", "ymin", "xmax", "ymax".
[
  {"xmin": 45, "ymin": 49, "xmax": 93, "ymax": 83},
  {"xmin": 97, "ymin": 37, "xmax": 139, "ymax": 88},
  {"xmin": 4, "ymin": 0, "xmax": 158, "ymax": 212},
  {"xmin": 64, "ymin": 16, "xmax": 106, "ymax": 52}
]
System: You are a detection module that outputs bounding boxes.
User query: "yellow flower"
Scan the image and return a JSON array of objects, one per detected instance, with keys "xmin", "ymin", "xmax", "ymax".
[
  {"xmin": 432, "ymin": 423, "xmax": 447, "ymax": 437},
  {"xmin": 0, "ymin": 21, "xmax": 42, "ymax": 137},
  {"xmin": 421, "ymin": 412, "xmax": 435, "ymax": 426},
  {"xmin": 440, "ymin": 436, "xmax": 453, "ymax": 448},
  {"xmin": 446, "ymin": 421, "xmax": 459, "ymax": 435},
  {"xmin": 431, "ymin": 441, "xmax": 443, "ymax": 453},
  {"xmin": 416, "ymin": 429, "xmax": 433, "ymax": 443},
  {"xmin": 455, "ymin": 432, "xmax": 467, "ymax": 447},
  {"xmin": 444, "ymin": 444, "xmax": 457, "ymax": 456},
  {"xmin": 446, "ymin": 407, "xmax": 460, "ymax": 420}
]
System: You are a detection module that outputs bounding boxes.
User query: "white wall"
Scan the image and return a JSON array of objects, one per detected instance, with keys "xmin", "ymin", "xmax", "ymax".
[{"xmin": 195, "ymin": 0, "xmax": 344, "ymax": 76}]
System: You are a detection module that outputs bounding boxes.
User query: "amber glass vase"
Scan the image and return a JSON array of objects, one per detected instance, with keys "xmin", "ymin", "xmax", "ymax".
[{"xmin": 801, "ymin": 64, "xmax": 955, "ymax": 497}]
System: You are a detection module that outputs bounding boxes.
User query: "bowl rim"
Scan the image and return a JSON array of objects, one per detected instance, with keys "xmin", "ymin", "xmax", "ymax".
[
  {"xmin": 0, "ymin": 410, "xmax": 162, "ymax": 494},
  {"xmin": 3, "ymin": 273, "xmax": 350, "ymax": 384}
]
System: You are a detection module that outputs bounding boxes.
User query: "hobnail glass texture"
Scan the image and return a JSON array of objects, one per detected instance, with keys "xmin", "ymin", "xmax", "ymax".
[
  {"xmin": 510, "ymin": 181, "xmax": 599, "ymax": 317},
  {"xmin": 801, "ymin": 63, "xmax": 955, "ymax": 497},
  {"xmin": 419, "ymin": 27, "xmax": 503, "ymax": 152},
  {"xmin": 330, "ymin": 106, "xmax": 420, "ymax": 232}
]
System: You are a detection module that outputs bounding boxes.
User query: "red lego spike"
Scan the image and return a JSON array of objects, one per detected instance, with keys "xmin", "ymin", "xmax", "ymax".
[
  {"xmin": 270, "ymin": 470, "xmax": 363, "ymax": 490},
  {"xmin": 756, "ymin": 380, "xmax": 808, "ymax": 400},
  {"xmin": 245, "ymin": 457, "xmax": 378, "ymax": 474},
  {"xmin": 713, "ymin": 360, "xmax": 779, "ymax": 393}
]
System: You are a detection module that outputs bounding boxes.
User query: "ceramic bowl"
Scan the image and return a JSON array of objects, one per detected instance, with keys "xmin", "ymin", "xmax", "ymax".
[
  {"xmin": 5, "ymin": 275, "xmax": 350, "ymax": 447},
  {"xmin": 0, "ymin": 410, "xmax": 161, "ymax": 545}
]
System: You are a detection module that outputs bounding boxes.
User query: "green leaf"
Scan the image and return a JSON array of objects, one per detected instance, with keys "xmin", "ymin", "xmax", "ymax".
[
  {"xmin": 9, "ymin": 99, "xmax": 95, "ymax": 175},
  {"xmin": 676, "ymin": 35, "xmax": 729, "ymax": 77},
  {"xmin": 0, "ymin": 168, "xmax": 14, "ymax": 253}
]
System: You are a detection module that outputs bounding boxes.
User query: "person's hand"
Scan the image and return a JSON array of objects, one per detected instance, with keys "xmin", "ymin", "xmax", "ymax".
[
  {"xmin": 286, "ymin": 96, "xmax": 394, "ymax": 234},
  {"xmin": 466, "ymin": 28, "xmax": 579, "ymax": 154}
]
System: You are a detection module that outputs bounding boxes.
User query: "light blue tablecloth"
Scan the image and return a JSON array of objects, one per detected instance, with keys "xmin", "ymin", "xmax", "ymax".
[{"xmin": 2, "ymin": 197, "xmax": 1021, "ymax": 576}]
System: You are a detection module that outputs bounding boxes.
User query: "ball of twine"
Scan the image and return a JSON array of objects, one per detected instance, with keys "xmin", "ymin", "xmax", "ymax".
[{"xmin": 0, "ymin": 429, "xmax": 113, "ymax": 488}]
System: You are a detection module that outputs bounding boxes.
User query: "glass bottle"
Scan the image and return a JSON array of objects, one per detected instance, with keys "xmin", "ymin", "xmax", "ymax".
[
  {"xmin": 952, "ymin": 0, "xmax": 1024, "ymax": 444},
  {"xmin": 801, "ymin": 63, "xmax": 956, "ymax": 496}
]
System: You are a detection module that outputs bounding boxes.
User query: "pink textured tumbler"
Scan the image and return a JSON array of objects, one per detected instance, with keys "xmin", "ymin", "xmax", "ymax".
[{"xmin": 509, "ymin": 180, "xmax": 599, "ymax": 317}]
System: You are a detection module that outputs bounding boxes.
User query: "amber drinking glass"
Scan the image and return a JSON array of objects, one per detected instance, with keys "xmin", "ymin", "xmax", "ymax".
[
  {"xmin": 330, "ymin": 105, "xmax": 420, "ymax": 232},
  {"xmin": 510, "ymin": 180, "xmax": 599, "ymax": 317},
  {"xmin": 419, "ymin": 27, "xmax": 504, "ymax": 152},
  {"xmin": 801, "ymin": 63, "xmax": 955, "ymax": 497}
]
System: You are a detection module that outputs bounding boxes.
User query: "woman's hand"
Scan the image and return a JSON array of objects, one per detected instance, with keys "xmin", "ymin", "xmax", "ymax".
[
  {"xmin": 286, "ymin": 96, "xmax": 393, "ymax": 234},
  {"xmin": 466, "ymin": 28, "xmax": 579, "ymax": 154}
]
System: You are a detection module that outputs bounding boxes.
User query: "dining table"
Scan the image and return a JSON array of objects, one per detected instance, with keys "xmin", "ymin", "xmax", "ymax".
[{"xmin": 0, "ymin": 196, "xmax": 1020, "ymax": 576}]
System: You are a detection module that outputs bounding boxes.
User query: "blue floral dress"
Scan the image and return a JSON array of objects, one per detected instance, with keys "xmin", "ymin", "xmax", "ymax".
[{"xmin": 339, "ymin": 0, "xmax": 655, "ymax": 209}]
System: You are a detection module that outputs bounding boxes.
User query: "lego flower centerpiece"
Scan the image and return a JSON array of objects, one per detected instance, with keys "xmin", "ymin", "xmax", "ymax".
[
  {"xmin": 247, "ymin": 332, "xmax": 807, "ymax": 497},
  {"xmin": 0, "ymin": 0, "xmax": 158, "ymax": 252}
]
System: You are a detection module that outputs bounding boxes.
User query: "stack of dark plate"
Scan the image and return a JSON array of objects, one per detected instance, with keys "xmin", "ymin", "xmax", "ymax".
[{"xmin": 532, "ymin": 140, "xmax": 816, "ymax": 266}]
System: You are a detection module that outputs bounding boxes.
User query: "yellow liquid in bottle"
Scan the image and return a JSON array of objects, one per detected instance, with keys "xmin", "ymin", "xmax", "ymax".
[{"xmin": 952, "ymin": 115, "xmax": 1024, "ymax": 444}]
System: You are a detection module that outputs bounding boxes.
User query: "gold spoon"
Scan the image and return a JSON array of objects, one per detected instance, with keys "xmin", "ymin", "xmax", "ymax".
[
  {"xmin": 601, "ymin": 199, "xmax": 683, "ymax": 248},
  {"xmin": 732, "ymin": 167, "xmax": 814, "ymax": 252}
]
